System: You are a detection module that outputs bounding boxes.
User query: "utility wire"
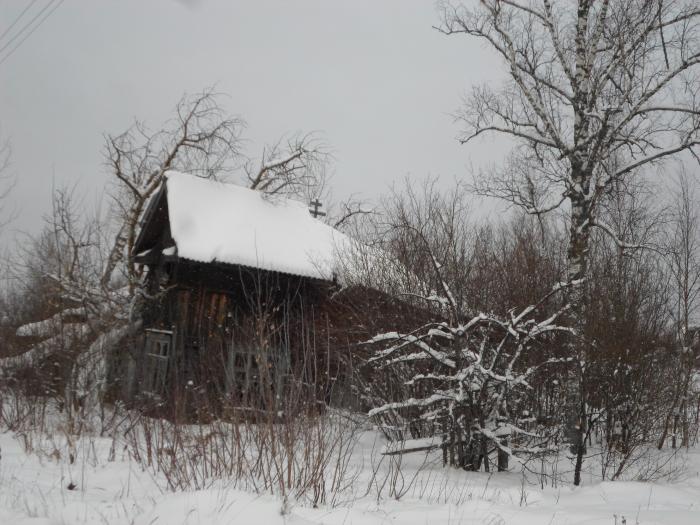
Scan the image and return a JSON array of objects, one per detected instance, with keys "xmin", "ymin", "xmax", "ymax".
[
  {"xmin": 0, "ymin": 0, "xmax": 63, "ymax": 67},
  {"xmin": 0, "ymin": 0, "xmax": 39, "ymax": 44},
  {"xmin": 0, "ymin": 0, "xmax": 58, "ymax": 56},
  {"xmin": 0, "ymin": 0, "xmax": 56, "ymax": 55}
]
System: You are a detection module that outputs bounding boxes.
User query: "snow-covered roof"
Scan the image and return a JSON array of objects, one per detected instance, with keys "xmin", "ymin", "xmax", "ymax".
[{"xmin": 164, "ymin": 171, "xmax": 349, "ymax": 280}]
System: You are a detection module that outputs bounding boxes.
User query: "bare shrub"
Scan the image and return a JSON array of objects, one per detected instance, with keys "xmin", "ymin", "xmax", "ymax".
[{"xmin": 123, "ymin": 404, "xmax": 360, "ymax": 507}]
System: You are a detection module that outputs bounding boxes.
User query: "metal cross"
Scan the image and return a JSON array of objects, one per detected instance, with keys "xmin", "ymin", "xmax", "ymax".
[{"xmin": 309, "ymin": 199, "xmax": 326, "ymax": 218}]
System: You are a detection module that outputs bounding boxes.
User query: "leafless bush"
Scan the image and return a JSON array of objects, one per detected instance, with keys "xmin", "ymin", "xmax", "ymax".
[
  {"xmin": 123, "ymin": 403, "xmax": 360, "ymax": 507},
  {"xmin": 0, "ymin": 387, "xmax": 51, "ymax": 433}
]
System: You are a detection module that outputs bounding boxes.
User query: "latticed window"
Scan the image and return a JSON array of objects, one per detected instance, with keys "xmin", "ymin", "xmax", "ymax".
[
  {"xmin": 227, "ymin": 345, "xmax": 259, "ymax": 396},
  {"xmin": 225, "ymin": 342, "xmax": 290, "ymax": 406},
  {"xmin": 143, "ymin": 329, "xmax": 173, "ymax": 396}
]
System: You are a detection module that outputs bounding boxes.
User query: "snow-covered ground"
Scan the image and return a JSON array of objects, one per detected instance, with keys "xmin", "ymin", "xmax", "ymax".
[{"xmin": 1, "ymin": 427, "xmax": 699, "ymax": 525}]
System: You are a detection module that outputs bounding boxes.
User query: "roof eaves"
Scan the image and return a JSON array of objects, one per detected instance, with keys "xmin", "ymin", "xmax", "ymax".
[{"xmin": 177, "ymin": 256, "xmax": 333, "ymax": 283}]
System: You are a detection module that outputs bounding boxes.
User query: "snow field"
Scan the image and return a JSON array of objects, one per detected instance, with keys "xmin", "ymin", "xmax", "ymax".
[{"xmin": 1, "ymin": 419, "xmax": 699, "ymax": 524}]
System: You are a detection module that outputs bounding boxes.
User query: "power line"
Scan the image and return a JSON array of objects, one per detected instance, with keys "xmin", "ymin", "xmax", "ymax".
[
  {"xmin": 0, "ymin": 0, "xmax": 57, "ymax": 56},
  {"xmin": 0, "ymin": 0, "xmax": 63, "ymax": 67},
  {"xmin": 0, "ymin": 0, "xmax": 39, "ymax": 44},
  {"xmin": 0, "ymin": 0, "xmax": 56, "ymax": 55}
]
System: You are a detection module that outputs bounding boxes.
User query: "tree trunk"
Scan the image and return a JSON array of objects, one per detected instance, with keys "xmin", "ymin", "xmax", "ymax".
[
  {"xmin": 567, "ymin": 168, "xmax": 593, "ymax": 486},
  {"xmin": 497, "ymin": 439, "xmax": 509, "ymax": 472}
]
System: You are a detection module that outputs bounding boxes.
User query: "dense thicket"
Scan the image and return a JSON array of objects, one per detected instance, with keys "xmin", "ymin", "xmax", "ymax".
[{"xmin": 349, "ymin": 178, "xmax": 698, "ymax": 478}]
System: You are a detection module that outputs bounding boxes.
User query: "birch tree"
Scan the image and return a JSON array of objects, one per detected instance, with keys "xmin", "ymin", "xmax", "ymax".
[{"xmin": 438, "ymin": 0, "xmax": 700, "ymax": 484}]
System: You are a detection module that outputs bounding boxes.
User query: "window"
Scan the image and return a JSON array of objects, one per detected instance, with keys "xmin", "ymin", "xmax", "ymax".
[
  {"xmin": 225, "ymin": 342, "xmax": 290, "ymax": 408},
  {"xmin": 143, "ymin": 329, "xmax": 173, "ymax": 396},
  {"xmin": 227, "ymin": 345, "xmax": 258, "ymax": 397}
]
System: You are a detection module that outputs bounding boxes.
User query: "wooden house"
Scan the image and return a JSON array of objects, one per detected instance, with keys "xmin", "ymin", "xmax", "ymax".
[{"xmin": 125, "ymin": 172, "xmax": 424, "ymax": 413}]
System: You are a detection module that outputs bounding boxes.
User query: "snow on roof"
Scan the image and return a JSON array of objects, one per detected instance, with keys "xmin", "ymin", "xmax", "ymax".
[{"xmin": 165, "ymin": 171, "xmax": 349, "ymax": 280}]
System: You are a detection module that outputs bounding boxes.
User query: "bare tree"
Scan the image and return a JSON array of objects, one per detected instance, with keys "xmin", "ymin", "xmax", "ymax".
[
  {"xmin": 668, "ymin": 171, "xmax": 700, "ymax": 345},
  {"xmin": 329, "ymin": 194, "xmax": 374, "ymax": 231},
  {"xmin": 659, "ymin": 170, "xmax": 700, "ymax": 448},
  {"xmin": 0, "ymin": 187, "xmax": 123, "ymax": 423},
  {"xmin": 438, "ymin": 0, "xmax": 700, "ymax": 484},
  {"xmin": 245, "ymin": 132, "xmax": 328, "ymax": 200},
  {"xmin": 104, "ymin": 89, "xmax": 245, "ymax": 288},
  {"xmin": 344, "ymin": 178, "xmax": 477, "ymax": 319},
  {"xmin": 583, "ymin": 180, "xmax": 677, "ymax": 477}
]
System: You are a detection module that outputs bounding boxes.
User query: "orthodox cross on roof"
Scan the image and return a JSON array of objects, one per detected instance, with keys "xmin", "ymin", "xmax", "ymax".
[{"xmin": 309, "ymin": 199, "xmax": 326, "ymax": 218}]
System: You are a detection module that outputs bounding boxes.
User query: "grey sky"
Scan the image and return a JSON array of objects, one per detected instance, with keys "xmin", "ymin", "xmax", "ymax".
[{"xmin": 1, "ymin": 0, "xmax": 503, "ymax": 237}]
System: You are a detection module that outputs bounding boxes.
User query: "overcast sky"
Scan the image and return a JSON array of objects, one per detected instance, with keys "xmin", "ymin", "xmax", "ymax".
[{"xmin": 1, "ymin": 0, "xmax": 504, "ymax": 237}]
